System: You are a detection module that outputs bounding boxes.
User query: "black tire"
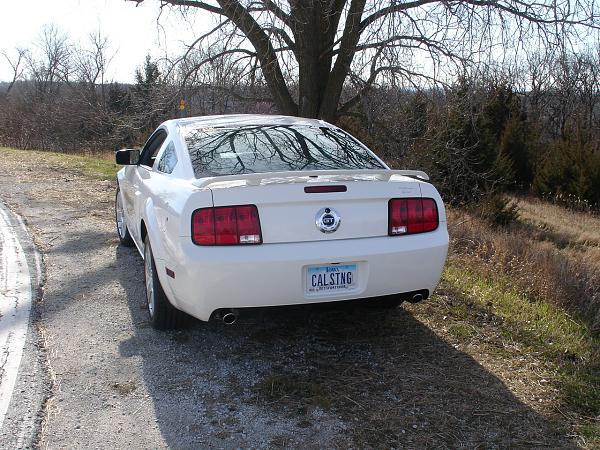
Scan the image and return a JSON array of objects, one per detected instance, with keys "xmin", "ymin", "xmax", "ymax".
[
  {"xmin": 144, "ymin": 236, "xmax": 183, "ymax": 329},
  {"xmin": 115, "ymin": 186, "xmax": 134, "ymax": 247}
]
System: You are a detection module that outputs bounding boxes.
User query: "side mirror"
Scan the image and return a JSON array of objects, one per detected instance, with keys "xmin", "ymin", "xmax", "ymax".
[{"xmin": 115, "ymin": 149, "xmax": 140, "ymax": 165}]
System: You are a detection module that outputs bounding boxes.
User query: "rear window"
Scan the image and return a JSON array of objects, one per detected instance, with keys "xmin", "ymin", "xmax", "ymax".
[{"xmin": 181, "ymin": 124, "xmax": 385, "ymax": 178}]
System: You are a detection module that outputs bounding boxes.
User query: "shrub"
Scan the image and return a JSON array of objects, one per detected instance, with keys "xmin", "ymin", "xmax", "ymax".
[
  {"xmin": 498, "ymin": 114, "xmax": 535, "ymax": 188},
  {"xmin": 421, "ymin": 80, "xmax": 518, "ymax": 206},
  {"xmin": 476, "ymin": 194, "xmax": 520, "ymax": 226},
  {"xmin": 532, "ymin": 141, "xmax": 600, "ymax": 208}
]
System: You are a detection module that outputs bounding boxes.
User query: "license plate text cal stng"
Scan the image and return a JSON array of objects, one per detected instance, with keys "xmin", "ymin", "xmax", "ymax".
[{"xmin": 306, "ymin": 264, "xmax": 357, "ymax": 294}]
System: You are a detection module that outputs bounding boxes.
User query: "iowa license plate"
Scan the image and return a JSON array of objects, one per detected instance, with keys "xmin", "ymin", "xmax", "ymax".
[{"xmin": 305, "ymin": 264, "xmax": 357, "ymax": 294}]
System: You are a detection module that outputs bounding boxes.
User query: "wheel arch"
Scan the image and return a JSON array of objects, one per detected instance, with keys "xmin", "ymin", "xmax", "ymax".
[{"xmin": 141, "ymin": 208, "xmax": 181, "ymax": 310}]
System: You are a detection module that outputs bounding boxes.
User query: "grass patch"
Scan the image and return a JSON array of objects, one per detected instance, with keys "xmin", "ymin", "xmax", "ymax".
[
  {"xmin": 444, "ymin": 264, "xmax": 600, "ymax": 427},
  {"xmin": 578, "ymin": 422, "xmax": 600, "ymax": 448},
  {"xmin": 447, "ymin": 322, "xmax": 476, "ymax": 339},
  {"xmin": 255, "ymin": 374, "xmax": 333, "ymax": 409},
  {"xmin": 515, "ymin": 196, "xmax": 600, "ymax": 250},
  {"xmin": 1, "ymin": 147, "xmax": 119, "ymax": 181}
]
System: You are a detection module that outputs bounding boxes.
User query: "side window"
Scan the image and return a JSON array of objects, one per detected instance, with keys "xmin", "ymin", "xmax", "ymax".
[
  {"xmin": 157, "ymin": 141, "xmax": 178, "ymax": 174},
  {"xmin": 139, "ymin": 129, "xmax": 168, "ymax": 167}
]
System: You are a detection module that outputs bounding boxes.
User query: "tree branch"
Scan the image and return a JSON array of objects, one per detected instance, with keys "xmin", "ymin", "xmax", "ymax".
[
  {"xmin": 359, "ymin": 0, "xmax": 441, "ymax": 33},
  {"xmin": 216, "ymin": 0, "xmax": 298, "ymax": 114},
  {"xmin": 263, "ymin": 26, "xmax": 296, "ymax": 51},
  {"xmin": 2, "ymin": 48, "xmax": 27, "ymax": 94},
  {"xmin": 157, "ymin": 0, "xmax": 224, "ymax": 14},
  {"xmin": 319, "ymin": 0, "xmax": 366, "ymax": 120},
  {"xmin": 261, "ymin": 0, "xmax": 292, "ymax": 27}
]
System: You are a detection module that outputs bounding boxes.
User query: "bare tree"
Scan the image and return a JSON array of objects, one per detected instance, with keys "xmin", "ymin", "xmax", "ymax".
[
  {"xmin": 73, "ymin": 31, "xmax": 115, "ymax": 108},
  {"xmin": 25, "ymin": 25, "xmax": 71, "ymax": 98},
  {"xmin": 131, "ymin": 0, "xmax": 599, "ymax": 122},
  {"xmin": 1, "ymin": 48, "xmax": 28, "ymax": 94}
]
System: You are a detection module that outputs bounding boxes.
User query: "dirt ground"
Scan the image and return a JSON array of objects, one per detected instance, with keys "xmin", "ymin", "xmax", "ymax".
[{"xmin": 0, "ymin": 151, "xmax": 577, "ymax": 449}]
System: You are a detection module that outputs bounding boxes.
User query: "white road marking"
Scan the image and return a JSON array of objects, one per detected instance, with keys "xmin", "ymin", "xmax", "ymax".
[{"xmin": 0, "ymin": 206, "xmax": 32, "ymax": 431}]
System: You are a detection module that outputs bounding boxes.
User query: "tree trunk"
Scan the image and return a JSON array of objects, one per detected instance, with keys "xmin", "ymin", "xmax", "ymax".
[
  {"xmin": 291, "ymin": 0, "xmax": 344, "ymax": 119},
  {"xmin": 319, "ymin": 0, "xmax": 366, "ymax": 122}
]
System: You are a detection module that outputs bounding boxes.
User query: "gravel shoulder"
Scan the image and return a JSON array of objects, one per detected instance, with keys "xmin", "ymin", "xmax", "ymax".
[{"xmin": 0, "ymin": 149, "xmax": 577, "ymax": 449}]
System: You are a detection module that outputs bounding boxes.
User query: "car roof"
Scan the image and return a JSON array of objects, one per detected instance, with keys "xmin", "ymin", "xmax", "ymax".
[{"xmin": 165, "ymin": 114, "xmax": 334, "ymax": 131}]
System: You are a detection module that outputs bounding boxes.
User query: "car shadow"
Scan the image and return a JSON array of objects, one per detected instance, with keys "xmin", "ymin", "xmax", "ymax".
[{"xmin": 114, "ymin": 245, "xmax": 576, "ymax": 449}]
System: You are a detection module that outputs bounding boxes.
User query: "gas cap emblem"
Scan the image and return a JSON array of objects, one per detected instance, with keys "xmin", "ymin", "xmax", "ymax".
[{"xmin": 315, "ymin": 207, "xmax": 341, "ymax": 233}]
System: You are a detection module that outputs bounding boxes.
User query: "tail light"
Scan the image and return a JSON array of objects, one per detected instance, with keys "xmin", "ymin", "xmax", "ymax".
[
  {"xmin": 388, "ymin": 198, "xmax": 438, "ymax": 236},
  {"xmin": 192, "ymin": 205, "xmax": 262, "ymax": 245}
]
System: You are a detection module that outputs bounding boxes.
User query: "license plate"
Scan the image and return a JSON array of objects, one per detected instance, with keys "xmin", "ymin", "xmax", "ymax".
[{"xmin": 305, "ymin": 264, "xmax": 357, "ymax": 294}]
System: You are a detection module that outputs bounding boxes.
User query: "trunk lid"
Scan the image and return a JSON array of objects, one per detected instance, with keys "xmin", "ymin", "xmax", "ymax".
[{"xmin": 203, "ymin": 172, "xmax": 423, "ymax": 244}]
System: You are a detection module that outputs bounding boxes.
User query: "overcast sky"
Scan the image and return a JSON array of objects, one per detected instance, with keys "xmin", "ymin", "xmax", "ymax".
[{"xmin": 0, "ymin": 0, "xmax": 212, "ymax": 83}]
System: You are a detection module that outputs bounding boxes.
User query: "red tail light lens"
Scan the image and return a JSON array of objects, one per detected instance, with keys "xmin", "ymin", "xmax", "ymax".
[
  {"xmin": 388, "ymin": 198, "xmax": 438, "ymax": 236},
  {"xmin": 214, "ymin": 207, "xmax": 238, "ymax": 244},
  {"xmin": 192, "ymin": 205, "xmax": 262, "ymax": 245},
  {"xmin": 421, "ymin": 199, "xmax": 439, "ymax": 232},
  {"xmin": 191, "ymin": 208, "xmax": 215, "ymax": 245}
]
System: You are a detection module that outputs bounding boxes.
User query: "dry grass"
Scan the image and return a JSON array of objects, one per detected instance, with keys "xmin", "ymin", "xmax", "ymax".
[
  {"xmin": 0, "ymin": 147, "xmax": 118, "ymax": 181},
  {"xmin": 514, "ymin": 195, "xmax": 600, "ymax": 252},
  {"xmin": 449, "ymin": 206, "xmax": 600, "ymax": 333},
  {"xmin": 447, "ymin": 201, "xmax": 600, "ymax": 445}
]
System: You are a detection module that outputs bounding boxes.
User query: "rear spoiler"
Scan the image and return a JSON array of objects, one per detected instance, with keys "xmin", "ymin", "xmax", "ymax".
[{"xmin": 192, "ymin": 169, "xmax": 429, "ymax": 189}]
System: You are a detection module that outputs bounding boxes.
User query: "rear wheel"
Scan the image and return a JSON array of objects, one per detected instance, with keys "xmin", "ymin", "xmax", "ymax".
[
  {"xmin": 115, "ymin": 186, "xmax": 134, "ymax": 247},
  {"xmin": 144, "ymin": 236, "xmax": 183, "ymax": 329}
]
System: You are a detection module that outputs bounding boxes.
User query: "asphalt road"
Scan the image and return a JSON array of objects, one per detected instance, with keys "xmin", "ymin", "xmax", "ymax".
[{"xmin": 0, "ymin": 155, "xmax": 575, "ymax": 449}]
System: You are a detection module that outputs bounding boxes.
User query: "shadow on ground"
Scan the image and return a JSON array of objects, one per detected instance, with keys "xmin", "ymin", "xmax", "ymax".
[{"xmin": 112, "ymin": 243, "xmax": 573, "ymax": 449}]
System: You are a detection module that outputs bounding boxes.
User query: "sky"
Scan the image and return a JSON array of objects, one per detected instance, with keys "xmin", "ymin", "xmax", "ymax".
[{"xmin": 0, "ymin": 0, "xmax": 212, "ymax": 83}]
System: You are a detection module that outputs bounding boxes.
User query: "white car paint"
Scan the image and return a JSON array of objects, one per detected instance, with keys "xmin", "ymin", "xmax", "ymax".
[{"xmin": 116, "ymin": 114, "xmax": 449, "ymax": 322}]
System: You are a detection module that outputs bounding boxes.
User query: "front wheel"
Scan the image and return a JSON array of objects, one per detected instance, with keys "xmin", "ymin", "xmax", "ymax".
[
  {"xmin": 144, "ymin": 236, "xmax": 183, "ymax": 329},
  {"xmin": 115, "ymin": 186, "xmax": 134, "ymax": 247}
]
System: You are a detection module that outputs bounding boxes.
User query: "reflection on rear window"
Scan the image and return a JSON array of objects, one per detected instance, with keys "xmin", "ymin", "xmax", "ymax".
[{"xmin": 181, "ymin": 125, "xmax": 385, "ymax": 178}]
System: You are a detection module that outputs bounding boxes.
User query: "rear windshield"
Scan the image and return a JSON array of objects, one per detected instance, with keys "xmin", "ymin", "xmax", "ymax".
[{"xmin": 181, "ymin": 124, "xmax": 385, "ymax": 178}]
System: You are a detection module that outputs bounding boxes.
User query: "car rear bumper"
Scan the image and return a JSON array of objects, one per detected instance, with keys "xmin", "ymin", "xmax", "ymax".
[{"xmin": 160, "ymin": 228, "xmax": 449, "ymax": 321}]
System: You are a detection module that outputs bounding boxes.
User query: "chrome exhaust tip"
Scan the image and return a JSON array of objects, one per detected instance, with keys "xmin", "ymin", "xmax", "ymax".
[
  {"xmin": 222, "ymin": 312, "xmax": 237, "ymax": 325},
  {"xmin": 409, "ymin": 293, "xmax": 424, "ymax": 303}
]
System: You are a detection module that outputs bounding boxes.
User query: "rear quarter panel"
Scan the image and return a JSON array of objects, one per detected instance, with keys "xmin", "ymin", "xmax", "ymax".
[
  {"xmin": 144, "ymin": 178, "xmax": 212, "ymax": 263},
  {"xmin": 419, "ymin": 182, "xmax": 447, "ymax": 223}
]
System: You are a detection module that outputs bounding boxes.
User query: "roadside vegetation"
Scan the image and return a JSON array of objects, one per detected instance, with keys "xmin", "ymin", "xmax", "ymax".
[
  {"xmin": 440, "ymin": 205, "xmax": 600, "ymax": 446},
  {"xmin": 0, "ymin": 147, "xmax": 117, "ymax": 181}
]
